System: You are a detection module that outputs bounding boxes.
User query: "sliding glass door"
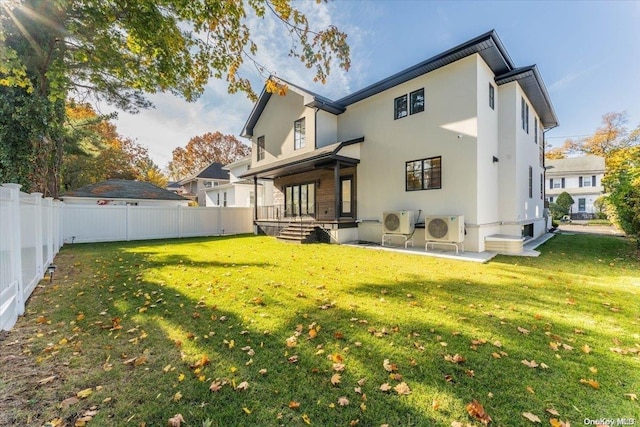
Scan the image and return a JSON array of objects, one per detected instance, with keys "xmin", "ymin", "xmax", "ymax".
[{"xmin": 285, "ymin": 183, "xmax": 315, "ymax": 217}]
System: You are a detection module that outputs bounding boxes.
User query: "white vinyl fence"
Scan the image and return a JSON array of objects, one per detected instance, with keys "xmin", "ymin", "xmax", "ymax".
[
  {"xmin": 63, "ymin": 204, "xmax": 253, "ymax": 243},
  {"xmin": 1, "ymin": 184, "xmax": 64, "ymax": 331},
  {"xmin": 1, "ymin": 183, "xmax": 254, "ymax": 331}
]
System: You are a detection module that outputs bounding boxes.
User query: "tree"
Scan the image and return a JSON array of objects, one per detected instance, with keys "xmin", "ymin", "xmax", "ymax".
[
  {"xmin": 572, "ymin": 112, "xmax": 639, "ymax": 157},
  {"xmin": 602, "ymin": 145, "xmax": 640, "ymax": 236},
  {"xmin": 1, "ymin": 0, "xmax": 350, "ymax": 195},
  {"xmin": 545, "ymin": 141, "xmax": 569, "ymax": 160},
  {"xmin": 550, "ymin": 191, "xmax": 574, "ymax": 220},
  {"xmin": 167, "ymin": 132, "xmax": 250, "ymax": 180},
  {"xmin": 62, "ymin": 102, "xmax": 167, "ymax": 190}
]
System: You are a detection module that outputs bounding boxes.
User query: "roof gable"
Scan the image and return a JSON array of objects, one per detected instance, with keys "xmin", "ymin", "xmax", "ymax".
[
  {"xmin": 62, "ymin": 180, "xmax": 188, "ymax": 201},
  {"xmin": 240, "ymin": 30, "xmax": 558, "ymax": 136}
]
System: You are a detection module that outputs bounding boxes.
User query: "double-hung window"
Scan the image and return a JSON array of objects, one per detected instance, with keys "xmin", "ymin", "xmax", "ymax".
[
  {"xmin": 410, "ymin": 89, "xmax": 424, "ymax": 115},
  {"xmin": 394, "ymin": 95, "xmax": 408, "ymax": 119},
  {"xmin": 522, "ymin": 97, "xmax": 529, "ymax": 133},
  {"xmin": 406, "ymin": 156, "xmax": 441, "ymax": 191},
  {"xmin": 257, "ymin": 136, "xmax": 265, "ymax": 161},
  {"xmin": 294, "ymin": 118, "xmax": 305, "ymax": 150},
  {"xmin": 489, "ymin": 84, "xmax": 495, "ymax": 109},
  {"xmin": 528, "ymin": 166, "xmax": 533, "ymax": 198}
]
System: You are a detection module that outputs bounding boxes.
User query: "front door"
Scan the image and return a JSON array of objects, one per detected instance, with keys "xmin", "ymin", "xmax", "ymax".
[{"xmin": 340, "ymin": 176, "xmax": 353, "ymax": 217}]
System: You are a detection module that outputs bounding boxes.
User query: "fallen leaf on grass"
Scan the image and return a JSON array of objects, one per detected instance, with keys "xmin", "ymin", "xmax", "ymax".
[
  {"xmin": 394, "ymin": 382, "xmax": 411, "ymax": 395},
  {"xmin": 333, "ymin": 363, "xmax": 345, "ymax": 372},
  {"xmin": 338, "ymin": 396, "xmax": 350, "ymax": 406},
  {"xmin": 526, "ymin": 386, "xmax": 535, "ymax": 394},
  {"xmin": 331, "ymin": 374, "xmax": 341, "ymax": 385},
  {"xmin": 521, "ymin": 359, "xmax": 539, "ymax": 368},
  {"xmin": 383, "ymin": 359, "xmax": 398, "ymax": 372},
  {"xmin": 236, "ymin": 381, "xmax": 249, "ymax": 391},
  {"xmin": 289, "ymin": 401, "xmax": 301, "ymax": 409},
  {"xmin": 302, "ymin": 414, "xmax": 311, "ymax": 424},
  {"xmin": 38, "ymin": 375, "xmax": 57, "ymax": 385},
  {"xmin": 546, "ymin": 408, "xmax": 560, "ymax": 416},
  {"xmin": 242, "ymin": 407, "xmax": 251, "ymax": 414},
  {"xmin": 60, "ymin": 396, "xmax": 79, "ymax": 409},
  {"xmin": 379, "ymin": 383, "xmax": 392, "ymax": 392},
  {"xmin": 581, "ymin": 344, "xmax": 592, "ymax": 354},
  {"xmin": 288, "ymin": 355, "xmax": 299, "ymax": 363},
  {"xmin": 466, "ymin": 400, "xmax": 492, "ymax": 425},
  {"xmin": 445, "ymin": 354, "xmax": 465, "ymax": 364},
  {"xmin": 76, "ymin": 388, "xmax": 93, "ymax": 399},
  {"xmin": 190, "ymin": 354, "xmax": 210, "ymax": 369},
  {"xmin": 550, "ymin": 419, "xmax": 571, "ymax": 427},
  {"xmin": 173, "ymin": 391, "xmax": 182, "ymax": 401},
  {"xmin": 624, "ymin": 393, "xmax": 637, "ymax": 401},
  {"xmin": 167, "ymin": 414, "xmax": 185, "ymax": 427},
  {"xmin": 580, "ymin": 378, "xmax": 600, "ymax": 389},
  {"xmin": 522, "ymin": 412, "xmax": 541, "ymax": 422},
  {"xmin": 517, "ymin": 326, "xmax": 530, "ymax": 335}
]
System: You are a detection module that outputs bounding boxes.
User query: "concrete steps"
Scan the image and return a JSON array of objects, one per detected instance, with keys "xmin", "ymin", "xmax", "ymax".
[{"xmin": 277, "ymin": 223, "xmax": 318, "ymax": 243}]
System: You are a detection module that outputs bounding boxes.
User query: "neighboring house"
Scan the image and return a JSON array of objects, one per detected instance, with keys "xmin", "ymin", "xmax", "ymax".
[
  {"xmin": 166, "ymin": 181, "xmax": 183, "ymax": 194},
  {"xmin": 203, "ymin": 156, "xmax": 274, "ymax": 208},
  {"xmin": 545, "ymin": 155, "xmax": 605, "ymax": 219},
  {"xmin": 177, "ymin": 162, "xmax": 230, "ymax": 206},
  {"xmin": 240, "ymin": 30, "xmax": 558, "ymax": 253},
  {"xmin": 61, "ymin": 179, "xmax": 189, "ymax": 206}
]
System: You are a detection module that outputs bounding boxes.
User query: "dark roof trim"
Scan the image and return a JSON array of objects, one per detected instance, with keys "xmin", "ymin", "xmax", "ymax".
[
  {"xmin": 336, "ymin": 30, "xmax": 513, "ymax": 106},
  {"xmin": 239, "ymin": 137, "xmax": 364, "ymax": 179},
  {"xmin": 241, "ymin": 77, "xmax": 345, "ymax": 138},
  {"xmin": 495, "ymin": 65, "xmax": 559, "ymax": 128}
]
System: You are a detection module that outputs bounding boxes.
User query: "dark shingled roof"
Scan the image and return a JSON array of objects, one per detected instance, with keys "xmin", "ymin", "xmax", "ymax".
[
  {"xmin": 62, "ymin": 180, "xmax": 188, "ymax": 201},
  {"xmin": 241, "ymin": 29, "xmax": 558, "ymax": 137},
  {"xmin": 179, "ymin": 162, "xmax": 230, "ymax": 183}
]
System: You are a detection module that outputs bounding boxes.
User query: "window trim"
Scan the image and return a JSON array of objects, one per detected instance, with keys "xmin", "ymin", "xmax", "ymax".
[
  {"xmin": 409, "ymin": 88, "xmax": 425, "ymax": 115},
  {"xmin": 394, "ymin": 94, "xmax": 408, "ymax": 120},
  {"xmin": 528, "ymin": 166, "xmax": 533, "ymax": 199},
  {"xmin": 405, "ymin": 156, "xmax": 442, "ymax": 191},
  {"xmin": 294, "ymin": 118, "xmax": 306, "ymax": 150}
]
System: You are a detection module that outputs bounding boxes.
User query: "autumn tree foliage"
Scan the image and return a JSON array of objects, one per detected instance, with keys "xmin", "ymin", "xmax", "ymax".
[
  {"xmin": 602, "ymin": 145, "xmax": 640, "ymax": 236},
  {"xmin": 167, "ymin": 132, "xmax": 250, "ymax": 181},
  {"xmin": 0, "ymin": 0, "xmax": 350, "ymax": 195},
  {"xmin": 62, "ymin": 102, "xmax": 167, "ymax": 191}
]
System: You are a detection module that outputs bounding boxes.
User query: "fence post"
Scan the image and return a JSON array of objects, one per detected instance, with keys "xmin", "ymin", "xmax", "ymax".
[
  {"xmin": 31, "ymin": 192, "xmax": 44, "ymax": 279},
  {"xmin": 45, "ymin": 197, "xmax": 54, "ymax": 265},
  {"xmin": 3, "ymin": 184, "xmax": 25, "ymax": 315}
]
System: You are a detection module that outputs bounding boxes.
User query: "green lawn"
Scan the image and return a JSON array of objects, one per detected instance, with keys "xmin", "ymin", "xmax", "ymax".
[{"xmin": 1, "ymin": 234, "xmax": 639, "ymax": 426}]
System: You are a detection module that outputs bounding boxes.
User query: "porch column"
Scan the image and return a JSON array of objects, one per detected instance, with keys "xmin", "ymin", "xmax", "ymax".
[
  {"xmin": 334, "ymin": 162, "xmax": 340, "ymax": 221},
  {"xmin": 253, "ymin": 175, "xmax": 258, "ymax": 220}
]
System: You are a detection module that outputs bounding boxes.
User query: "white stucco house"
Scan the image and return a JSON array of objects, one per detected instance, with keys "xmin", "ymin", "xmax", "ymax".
[
  {"xmin": 239, "ymin": 30, "xmax": 558, "ymax": 253},
  {"xmin": 203, "ymin": 156, "xmax": 274, "ymax": 208},
  {"xmin": 545, "ymin": 155, "xmax": 605, "ymax": 219},
  {"xmin": 177, "ymin": 162, "xmax": 230, "ymax": 206}
]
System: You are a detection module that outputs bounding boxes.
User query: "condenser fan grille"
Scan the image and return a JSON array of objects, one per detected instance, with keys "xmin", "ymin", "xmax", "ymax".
[
  {"xmin": 428, "ymin": 218, "xmax": 449, "ymax": 239},
  {"xmin": 384, "ymin": 213, "xmax": 400, "ymax": 231}
]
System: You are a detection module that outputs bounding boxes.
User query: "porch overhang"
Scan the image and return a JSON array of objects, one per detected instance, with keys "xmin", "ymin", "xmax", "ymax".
[{"xmin": 240, "ymin": 137, "xmax": 364, "ymax": 180}]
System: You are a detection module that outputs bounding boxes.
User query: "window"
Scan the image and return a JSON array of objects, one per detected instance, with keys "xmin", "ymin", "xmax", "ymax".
[
  {"xmin": 294, "ymin": 118, "xmax": 306, "ymax": 150},
  {"xmin": 284, "ymin": 183, "xmax": 315, "ymax": 216},
  {"xmin": 410, "ymin": 88, "xmax": 424, "ymax": 115},
  {"xmin": 578, "ymin": 198, "xmax": 586, "ymax": 212},
  {"xmin": 581, "ymin": 176, "xmax": 592, "ymax": 187},
  {"xmin": 521, "ymin": 97, "xmax": 529, "ymax": 133},
  {"xmin": 534, "ymin": 118, "xmax": 538, "ymax": 143},
  {"xmin": 223, "ymin": 192, "xmax": 227, "ymax": 207},
  {"xmin": 257, "ymin": 136, "xmax": 265, "ymax": 161},
  {"xmin": 489, "ymin": 84, "xmax": 495, "ymax": 110},
  {"xmin": 528, "ymin": 166, "xmax": 533, "ymax": 198},
  {"xmin": 540, "ymin": 173, "xmax": 543, "ymax": 199},
  {"xmin": 394, "ymin": 94, "xmax": 408, "ymax": 119},
  {"xmin": 549, "ymin": 196, "xmax": 554, "ymax": 203},
  {"xmin": 406, "ymin": 156, "xmax": 441, "ymax": 191},
  {"xmin": 216, "ymin": 193, "xmax": 220, "ymax": 206}
]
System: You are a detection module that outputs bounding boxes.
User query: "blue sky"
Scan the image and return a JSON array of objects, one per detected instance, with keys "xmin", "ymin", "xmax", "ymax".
[{"xmin": 108, "ymin": 0, "xmax": 640, "ymax": 169}]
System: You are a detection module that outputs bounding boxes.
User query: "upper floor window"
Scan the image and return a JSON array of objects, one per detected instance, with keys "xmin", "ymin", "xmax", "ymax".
[
  {"xmin": 580, "ymin": 175, "xmax": 596, "ymax": 187},
  {"xmin": 294, "ymin": 118, "xmax": 306, "ymax": 150},
  {"xmin": 406, "ymin": 156, "xmax": 442, "ymax": 191},
  {"xmin": 528, "ymin": 166, "xmax": 533, "ymax": 198},
  {"xmin": 489, "ymin": 84, "xmax": 495, "ymax": 110},
  {"xmin": 410, "ymin": 88, "xmax": 424, "ymax": 115},
  {"xmin": 521, "ymin": 97, "xmax": 529, "ymax": 133},
  {"xmin": 534, "ymin": 118, "xmax": 538, "ymax": 143},
  {"xmin": 394, "ymin": 95, "xmax": 408, "ymax": 119},
  {"xmin": 257, "ymin": 136, "xmax": 265, "ymax": 161}
]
